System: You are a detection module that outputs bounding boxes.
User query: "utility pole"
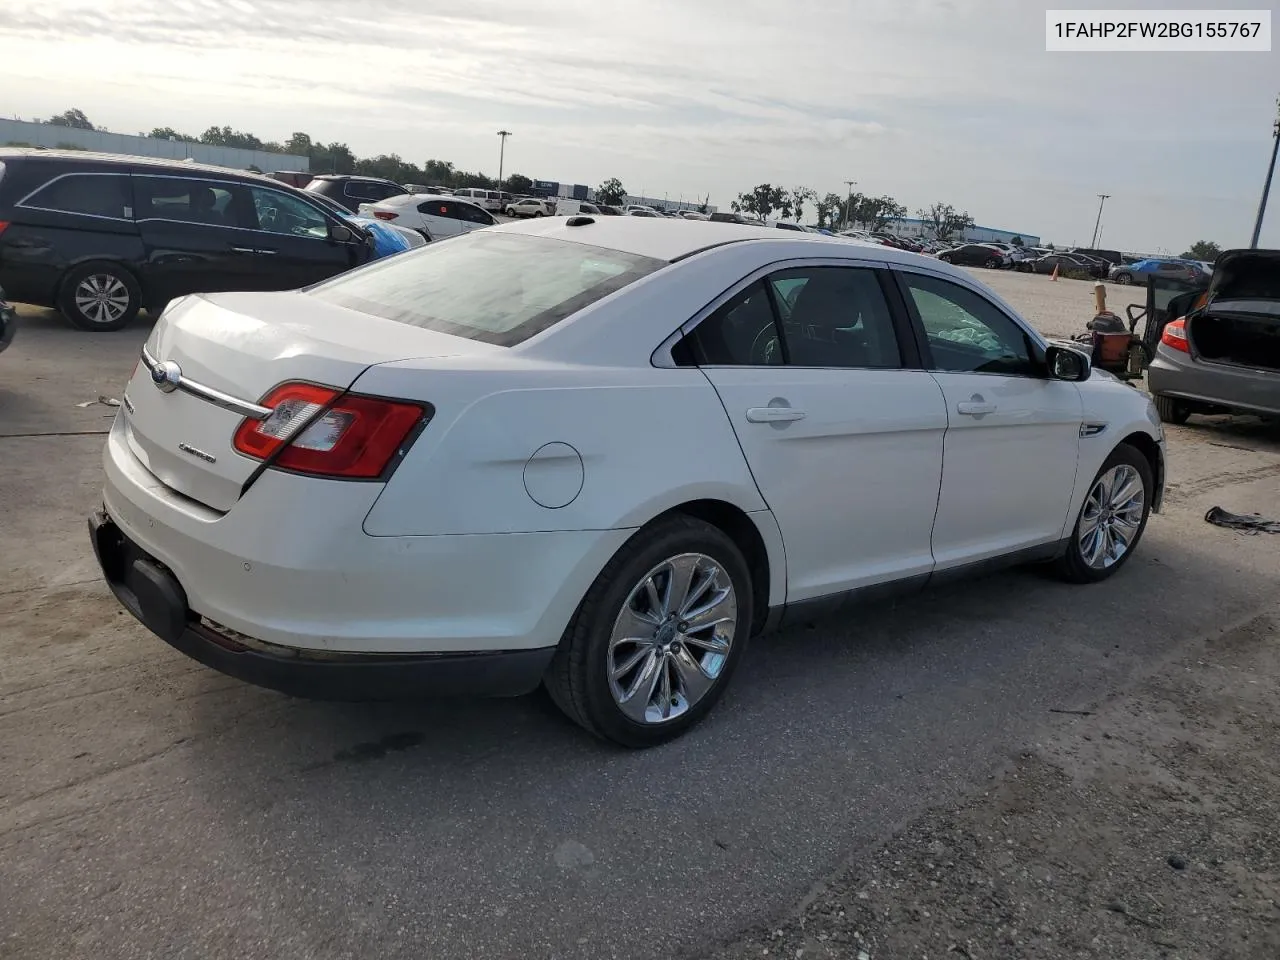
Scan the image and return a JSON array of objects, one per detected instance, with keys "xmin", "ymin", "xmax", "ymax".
[
  {"xmin": 496, "ymin": 130, "xmax": 512, "ymax": 190},
  {"xmin": 1090, "ymin": 194, "xmax": 1110, "ymax": 248},
  {"xmin": 844, "ymin": 179, "xmax": 857, "ymax": 230},
  {"xmin": 1249, "ymin": 94, "xmax": 1280, "ymax": 249}
]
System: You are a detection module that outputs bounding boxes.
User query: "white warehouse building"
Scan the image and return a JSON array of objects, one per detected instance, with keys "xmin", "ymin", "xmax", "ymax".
[{"xmin": 878, "ymin": 216, "xmax": 1041, "ymax": 247}]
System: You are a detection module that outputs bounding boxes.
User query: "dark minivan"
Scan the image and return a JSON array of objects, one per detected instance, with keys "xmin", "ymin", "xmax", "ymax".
[
  {"xmin": 0, "ymin": 150, "xmax": 374, "ymax": 330},
  {"xmin": 303, "ymin": 174, "xmax": 409, "ymax": 213}
]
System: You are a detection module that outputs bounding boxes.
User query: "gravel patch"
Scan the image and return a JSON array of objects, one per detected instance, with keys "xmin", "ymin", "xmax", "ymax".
[{"xmin": 704, "ymin": 610, "xmax": 1280, "ymax": 960}]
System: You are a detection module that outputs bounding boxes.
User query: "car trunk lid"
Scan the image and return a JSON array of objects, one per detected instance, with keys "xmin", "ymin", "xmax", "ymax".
[
  {"xmin": 1187, "ymin": 248, "xmax": 1280, "ymax": 374},
  {"xmin": 121, "ymin": 291, "xmax": 490, "ymax": 511}
]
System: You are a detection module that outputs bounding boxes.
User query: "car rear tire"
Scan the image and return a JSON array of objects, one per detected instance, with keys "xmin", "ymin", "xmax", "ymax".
[
  {"xmin": 939, "ymin": 254, "xmax": 952, "ymax": 263},
  {"xmin": 1115, "ymin": 273, "xmax": 1132, "ymax": 284},
  {"xmin": 985, "ymin": 258, "xmax": 1001, "ymax": 269},
  {"xmin": 545, "ymin": 514, "xmax": 753, "ymax": 748},
  {"xmin": 58, "ymin": 262, "xmax": 142, "ymax": 332},
  {"xmin": 1054, "ymin": 443, "xmax": 1153, "ymax": 584},
  {"xmin": 1153, "ymin": 395, "xmax": 1192, "ymax": 424}
]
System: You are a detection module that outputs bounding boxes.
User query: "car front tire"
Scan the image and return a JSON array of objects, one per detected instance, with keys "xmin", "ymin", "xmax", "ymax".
[
  {"xmin": 58, "ymin": 262, "xmax": 142, "ymax": 332},
  {"xmin": 545, "ymin": 514, "xmax": 753, "ymax": 748},
  {"xmin": 1054, "ymin": 443, "xmax": 1153, "ymax": 584}
]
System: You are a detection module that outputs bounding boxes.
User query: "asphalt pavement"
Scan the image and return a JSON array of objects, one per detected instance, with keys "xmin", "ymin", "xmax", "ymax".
[{"xmin": 3, "ymin": 289, "xmax": 1279, "ymax": 960}]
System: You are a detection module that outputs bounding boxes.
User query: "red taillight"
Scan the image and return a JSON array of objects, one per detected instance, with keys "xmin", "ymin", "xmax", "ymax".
[
  {"xmin": 373, "ymin": 211, "xmax": 398, "ymax": 221},
  {"xmin": 0, "ymin": 220, "xmax": 9, "ymax": 236},
  {"xmin": 1161, "ymin": 317, "xmax": 1191, "ymax": 353},
  {"xmin": 233, "ymin": 382, "xmax": 426, "ymax": 479}
]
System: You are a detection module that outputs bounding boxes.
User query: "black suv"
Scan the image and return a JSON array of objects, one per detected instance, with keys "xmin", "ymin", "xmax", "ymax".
[
  {"xmin": 303, "ymin": 175, "xmax": 408, "ymax": 213},
  {"xmin": 0, "ymin": 150, "xmax": 374, "ymax": 331}
]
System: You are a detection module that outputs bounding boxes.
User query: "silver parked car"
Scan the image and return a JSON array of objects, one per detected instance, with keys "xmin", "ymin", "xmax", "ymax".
[{"xmin": 1147, "ymin": 249, "xmax": 1280, "ymax": 423}]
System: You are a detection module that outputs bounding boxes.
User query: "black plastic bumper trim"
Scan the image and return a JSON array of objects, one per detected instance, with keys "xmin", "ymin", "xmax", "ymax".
[{"xmin": 89, "ymin": 511, "xmax": 555, "ymax": 700}]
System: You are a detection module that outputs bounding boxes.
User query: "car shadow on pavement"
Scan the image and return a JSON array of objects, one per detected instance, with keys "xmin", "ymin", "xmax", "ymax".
[
  {"xmin": 178, "ymin": 519, "xmax": 1273, "ymax": 793},
  {"xmin": 1177, "ymin": 414, "xmax": 1280, "ymax": 455}
]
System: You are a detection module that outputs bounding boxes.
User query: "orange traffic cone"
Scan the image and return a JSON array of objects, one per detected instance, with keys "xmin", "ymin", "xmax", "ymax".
[{"xmin": 1050, "ymin": 264, "xmax": 1059, "ymax": 281}]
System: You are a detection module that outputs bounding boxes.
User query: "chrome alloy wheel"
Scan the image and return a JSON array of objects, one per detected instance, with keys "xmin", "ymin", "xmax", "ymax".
[
  {"xmin": 607, "ymin": 553, "xmax": 738, "ymax": 725},
  {"xmin": 74, "ymin": 274, "xmax": 131, "ymax": 325},
  {"xmin": 1078, "ymin": 463, "xmax": 1145, "ymax": 570}
]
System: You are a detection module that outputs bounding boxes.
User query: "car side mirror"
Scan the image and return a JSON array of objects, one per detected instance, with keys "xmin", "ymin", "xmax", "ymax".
[
  {"xmin": 328, "ymin": 224, "xmax": 356, "ymax": 243},
  {"xmin": 1045, "ymin": 343, "xmax": 1091, "ymax": 382}
]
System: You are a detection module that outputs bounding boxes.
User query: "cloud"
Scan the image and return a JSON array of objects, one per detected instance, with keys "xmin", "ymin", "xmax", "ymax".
[{"xmin": 2, "ymin": 0, "xmax": 1276, "ymax": 250}]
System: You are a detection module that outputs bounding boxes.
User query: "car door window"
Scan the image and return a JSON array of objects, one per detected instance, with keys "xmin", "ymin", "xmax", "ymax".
[
  {"xmin": 248, "ymin": 187, "xmax": 330, "ymax": 239},
  {"xmin": 344, "ymin": 181, "xmax": 379, "ymax": 202},
  {"xmin": 768, "ymin": 266, "xmax": 902, "ymax": 369},
  {"xmin": 902, "ymin": 273, "xmax": 1037, "ymax": 376},
  {"xmin": 455, "ymin": 203, "xmax": 495, "ymax": 225},
  {"xmin": 133, "ymin": 176, "xmax": 249, "ymax": 228},
  {"xmin": 22, "ymin": 173, "xmax": 133, "ymax": 219},
  {"xmin": 677, "ymin": 281, "xmax": 781, "ymax": 366},
  {"xmin": 419, "ymin": 199, "xmax": 458, "ymax": 220}
]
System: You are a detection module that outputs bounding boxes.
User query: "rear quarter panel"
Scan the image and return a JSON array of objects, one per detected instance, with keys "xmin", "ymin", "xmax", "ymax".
[{"xmin": 355, "ymin": 361, "xmax": 768, "ymax": 539}]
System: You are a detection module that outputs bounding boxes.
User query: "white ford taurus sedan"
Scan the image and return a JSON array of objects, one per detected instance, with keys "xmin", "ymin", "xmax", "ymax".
[{"xmin": 90, "ymin": 216, "xmax": 1166, "ymax": 747}]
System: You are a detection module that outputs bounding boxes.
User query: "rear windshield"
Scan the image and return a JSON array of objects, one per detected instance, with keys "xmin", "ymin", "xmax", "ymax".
[{"xmin": 306, "ymin": 231, "xmax": 666, "ymax": 346}]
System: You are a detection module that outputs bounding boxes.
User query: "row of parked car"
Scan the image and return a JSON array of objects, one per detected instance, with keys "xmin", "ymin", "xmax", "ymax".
[{"xmin": 0, "ymin": 151, "xmax": 434, "ymax": 332}]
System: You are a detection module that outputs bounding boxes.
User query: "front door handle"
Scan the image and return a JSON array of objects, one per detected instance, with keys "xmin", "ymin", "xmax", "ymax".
[
  {"xmin": 746, "ymin": 406, "xmax": 806, "ymax": 423},
  {"xmin": 230, "ymin": 246, "xmax": 257, "ymax": 254},
  {"xmin": 956, "ymin": 394, "xmax": 997, "ymax": 417}
]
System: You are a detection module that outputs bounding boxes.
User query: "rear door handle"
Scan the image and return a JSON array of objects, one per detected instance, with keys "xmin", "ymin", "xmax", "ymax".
[
  {"xmin": 746, "ymin": 407, "xmax": 806, "ymax": 423},
  {"xmin": 230, "ymin": 246, "xmax": 257, "ymax": 254},
  {"xmin": 255, "ymin": 248, "xmax": 278, "ymax": 255},
  {"xmin": 956, "ymin": 396, "xmax": 997, "ymax": 416}
]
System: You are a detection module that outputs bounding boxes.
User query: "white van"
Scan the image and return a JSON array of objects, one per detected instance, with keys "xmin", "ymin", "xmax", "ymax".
[
  {"xmin": 453, "ymin": 188, "xmax": 504, "ymax": 212},
  {"xmin": 555, "ymin": 200, "xmax": 603, "ymax": 217}
]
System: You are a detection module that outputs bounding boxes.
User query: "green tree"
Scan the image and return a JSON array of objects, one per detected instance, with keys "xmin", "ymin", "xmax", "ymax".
[
  {"xmin": 596, "ymin": 177, "xmax": 626, "ymax": 205},
  {"xmin": 424, "ymin": 159, "xmax": 457, "ymax": 185},
  {"xmin": 734, "ymin": 183, "xmax": 786, "ymax": 219},
  {"xmin": 354, "ymin": 153, "xmax": 424, "ymax": 183},
  {"xmin": 47, "ymin": 108, "xmax": 94, "ymax": 130},
  {"xmin": 200, "ymin": 125, "xmax": 264, "ymax": 150},
  {"xmin": 453, "ymin": 169, "xmax": 496, "ymax": 189},
  {"xmin": 1181, "ymin": 240, "xmax": 1222, "ymax": 261},
  {"xmin": 284, "ymin": 132, "xmax": 313, "ymax": 156},
  {"xmin": 148, "ymin": 126, "xmax": 197, "ymax": 142},
  {"xmin": 915, "ymin": 202, "xmax": 974, "ymax": 240},
  {"xmin": 506, "ymin": 173, "xmax": 533, "ymax": 194},
  {"xmin": 311, "ymin": 142, "xmax": 357, "ymax": 175},
  {"xmin": 855, "ymin": 195, "xmax": 907, "ymax": 231},
  {"xmin": 816, "ymin": 192, "xmax": 844, "ymax": 228},
  {"xmin": 790, "ymin": 187, "xmax": 817, "ymax": 224},
  {"xmin": 1010, "ymin": 235, "xmax": 1024, "ymax": 246}
]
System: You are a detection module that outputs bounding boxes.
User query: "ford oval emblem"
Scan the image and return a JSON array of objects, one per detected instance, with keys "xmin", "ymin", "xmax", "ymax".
[{"xmin": 151, "ymin": 360, "xmax": 182, "ymax": 393}]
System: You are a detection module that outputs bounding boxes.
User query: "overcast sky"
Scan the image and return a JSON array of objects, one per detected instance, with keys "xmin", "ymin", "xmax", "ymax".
[{"xmin": 2, "ymin": 0, "xmax": 1277, "ymax": 252}]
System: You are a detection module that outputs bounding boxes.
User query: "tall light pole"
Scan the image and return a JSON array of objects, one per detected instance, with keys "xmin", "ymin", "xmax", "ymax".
[
  {"xmin": 1090, "ymin": 194, "xmax": 1110, "ymax": 248},
  {"xmin": 1249, "ymin": 95, "xmax": 1280, "ymax": 249},
  {"xmin": 844, "ymin": 179, "xmax": 857, "ymax": 230},
  {"xmin": 496, "ymin": 130, "xmax": 512, "ymax": 190}
]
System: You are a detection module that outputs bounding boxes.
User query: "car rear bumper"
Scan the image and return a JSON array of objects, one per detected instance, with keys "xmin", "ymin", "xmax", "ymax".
[
  {"xmin": 99, "ymin": 415, "xmax": 632, "ymax": 658},
  {"xmin": 1148, "ymin": 347, "xmax": 1280, "ymax": 417},
  {"xmin": 89, "ymin": 511, "xmax": 554, "ymax": 699}
]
